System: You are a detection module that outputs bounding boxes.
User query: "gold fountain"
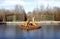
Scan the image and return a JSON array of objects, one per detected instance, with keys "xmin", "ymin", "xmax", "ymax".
[{"xmin": 20, "ymin": 17, "xmax": 41, "ymax": 30}]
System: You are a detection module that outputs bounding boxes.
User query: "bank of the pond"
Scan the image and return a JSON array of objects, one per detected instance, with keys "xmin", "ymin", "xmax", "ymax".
[{"xmin": 5, "ymin": 21, "xmax": 60, "ymax": 25}]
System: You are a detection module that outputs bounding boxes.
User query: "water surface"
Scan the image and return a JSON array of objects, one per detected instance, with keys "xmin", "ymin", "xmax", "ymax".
[{"xmin": 0, "ymin": 24, "xmax": 60, "ymax": 39}]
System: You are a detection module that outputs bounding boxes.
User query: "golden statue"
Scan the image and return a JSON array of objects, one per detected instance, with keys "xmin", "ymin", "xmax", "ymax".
[
  {"xmin": 20, "ymin": 17, "xmax": 41, "ymax": 30},
  {"xmin": 32, "ymin": 17, "xmax": 37, "ymax": 26},
  {"xmin": 22, "ymin": 19, "xmax": 30, "ymax": 26},
  {"xmin": 22, "ymin": 17, "xmax": 37, "ymax": 26}
]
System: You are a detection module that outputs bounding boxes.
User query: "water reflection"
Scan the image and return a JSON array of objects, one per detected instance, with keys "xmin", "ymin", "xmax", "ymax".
[{"xmin": 0, "ymin": 24, "xmax": 60, "ymax": 39}]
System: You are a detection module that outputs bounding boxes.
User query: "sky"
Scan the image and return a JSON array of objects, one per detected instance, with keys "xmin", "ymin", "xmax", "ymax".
[{"xmin": 0, "ymin": 0, "xmax": 60, "ymax": 13}]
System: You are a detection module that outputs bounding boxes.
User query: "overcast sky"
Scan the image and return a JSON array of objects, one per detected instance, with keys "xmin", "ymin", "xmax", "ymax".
[{"xmin": 0, "ymin": 0, "xmax": 60, "ymax": 13}]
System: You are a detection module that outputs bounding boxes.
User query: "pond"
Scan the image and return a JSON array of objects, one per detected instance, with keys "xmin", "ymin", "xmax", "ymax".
[{"xmin": 0, "ymin": 23, "xmax": 60, "ymax": 39}]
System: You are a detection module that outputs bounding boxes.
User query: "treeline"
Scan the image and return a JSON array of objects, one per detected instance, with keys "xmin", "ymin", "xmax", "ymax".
[
  {"xmin": 0, "ymin": 5, "xmax": 60, "ymax": 21},
  {"xmin": 27, "ymin": 6, "xmax": 60, "ymax": 21},
  {"xmin": 0, "ymin": 5, "xmax": 27, "ymax": 21}
]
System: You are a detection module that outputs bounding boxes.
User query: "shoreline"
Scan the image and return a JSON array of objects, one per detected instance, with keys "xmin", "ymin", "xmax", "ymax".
[
  {"xmin": 0, "ymin": 21, "xmax": 60, "ymax": 25},
  {"xmin": 0, "ymin": 21, "xmax": 60, "ymax": 23}
]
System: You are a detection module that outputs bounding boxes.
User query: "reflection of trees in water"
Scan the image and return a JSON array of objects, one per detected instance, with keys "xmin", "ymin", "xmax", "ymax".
[
  {"xmin": 15, "ymin": 25, "xmax": 24, "ymax": 38},
  {"xmin": 54, "ymin": 24, "xmax": 60, "ymax": 31},
  {"xmin": 0, "ymin": 24, "xmax": 7, "ymax": 30},
  {"xmin": 0, "ymin": 24, "xmax": 7, "ymax": 37},
  {"xmin": 53, "ymin": 24, "xmax": 60, "ymax": 38}
]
